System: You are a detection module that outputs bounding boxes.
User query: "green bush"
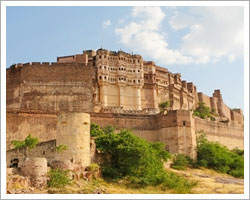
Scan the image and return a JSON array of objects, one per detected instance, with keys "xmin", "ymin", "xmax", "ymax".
[
  {"xmin": 171, "ymin": 154, "xmax": 191, "ymax": 170},
  {"xmin": 90, "ymin": 123, "xmax": 104, "ymax": 137},
  {"xmin": 11, "ymin": 134, "xmax": 39, "ymax": 157},
  {"xmin": 231, "ymin": 147, "xmax": 244, "ymax": 157},
  {"xmin": 90, "ymin": 123, "xmax": 116, "ymax": 137},
  {"xmin": 56, "ymin": 144, "xmax": 68, "ymax": 153},
  {"xmin": 194, "ymin": 102, "xmax": 215, "ymax": 120},
  {"xmin": 95, "ymin": 129, "xmax": 168, "ymax": 185},
  {"xmin": 86, "ymin": 163, "xmax": 100, "ymax": 173},
  {"xmin": 94, "ymin": 127, "xmax": 195, "ymax": 193},
  {"xmin": 196, "ymin": 133, "xmax": 244, "ymax": 178},
  {"xmin": 159, "ymin": 101, "xmax": 169, "ymax": 110},
  {"xmin": 161, "ymin": 171, "xmax": 197, "ymax": 194},
  {"xmin": 48, "ymin": 168, "xmax": 71, "ymax": 188}
]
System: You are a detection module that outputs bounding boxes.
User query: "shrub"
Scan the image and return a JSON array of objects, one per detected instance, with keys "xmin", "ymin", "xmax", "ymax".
[
  {"xmin": 56, "ymin": 144, "xmax": 68, "ymax": 153},
  {"xmin": 95, "ymin": 129, "xmax": 168, "ymax": 185},
  {"xmin": 196, "ymin": 133, "xmax": 244, "ymax": 178},
  {"xmin": 94, "ymin": 127, "xmax": 194, "ymax": 193},
  {"xmin": 90, "ymin": 123, "xmax": 104, "ymax": 137},
  {"xmin": 11, "ymin": 134, "xmax": 39, "ymax": 157},
  {"xmin": 194, "ymin": 102, "xmax": 215, "ymax": 120},
  {"xmin": 231, "ymin": 147, "xmax": 244, "ymax": 157},
  {"xmin": 86, "ymin": 163, "xmax": 100, "ymax": 173},
  {"xmin": 90, "ymin": 123, "xmax": 116, "ymax": 137},
  {"xmin": 171, "ymin": 154, "xmax": 190, "ymax": 170},
  {"xmin": 159, "ymin": 101, "xmax": 169, "ymax": 110},
  {"xmin": 161, "ymin": 171, "xmax": 197, "ymax": 194},
  {"xmin": 48, "ymin": 168, "xmax": 71, "ymax": 188}
]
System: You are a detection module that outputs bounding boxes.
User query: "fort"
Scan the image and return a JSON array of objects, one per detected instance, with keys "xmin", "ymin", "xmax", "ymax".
[{"xmin": 6, "ymin": 48, "xmax": 244, "ymax": 164}]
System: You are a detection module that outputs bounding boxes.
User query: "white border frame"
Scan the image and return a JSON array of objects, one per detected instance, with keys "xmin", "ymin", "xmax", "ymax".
[{"xmin": 1, "ymin": 1, "xmax": 249, "ymax": 199}]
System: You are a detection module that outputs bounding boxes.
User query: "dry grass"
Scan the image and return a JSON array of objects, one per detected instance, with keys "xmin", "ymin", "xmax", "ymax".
[
  {"xmin": 169, "ymin": 167, "xmax": 244, "ymax": 194},
  {"xmin": 35, "ymin": 167, "xmax": 244, "ymax": 194}
]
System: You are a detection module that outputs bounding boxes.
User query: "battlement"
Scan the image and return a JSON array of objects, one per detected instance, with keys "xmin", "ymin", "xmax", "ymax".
[{"xmin": 7, "ymin": 48, "xmax": 243, "ymax": 125}]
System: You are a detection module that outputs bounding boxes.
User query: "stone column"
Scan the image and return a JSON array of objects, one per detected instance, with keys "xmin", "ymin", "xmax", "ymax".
[
  {"xmin": 56, "ymin": 112, "xmax": 91, "ymax": 167},
  {"xmin": 99, "ymin": 84, "xmax": 108, "ymax": 107},
  {"xmin": 134, "ymin": 86, "xmax": 142, "ymax": 110},
  {"xmin": 118, "ymin": 85, "xmax": 126, "ymax": 109},
  {"xmin": 152, "ymin": 86, "xmax": 158, "ymax": 109}
]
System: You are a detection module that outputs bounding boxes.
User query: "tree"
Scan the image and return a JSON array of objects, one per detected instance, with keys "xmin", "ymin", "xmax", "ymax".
[
  {"xmin": 95, "ymin": 129, "xmax": 171, "ymax": 185},
  {"xmin": 11, "ymin": 134, "xmax": 39, "ymax": 158}
]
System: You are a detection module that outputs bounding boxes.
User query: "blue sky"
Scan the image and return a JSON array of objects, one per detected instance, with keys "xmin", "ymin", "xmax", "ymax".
[{"xmin": 6, "ymin": 6, "xmax": 244, "ymax": 110}]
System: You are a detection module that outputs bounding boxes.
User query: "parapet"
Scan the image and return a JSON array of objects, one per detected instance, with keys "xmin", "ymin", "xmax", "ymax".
[
  {"xmin": 213, "ymin": 89, "xmax": 222, "ymax": 99},
  {"xmin": 57, "ymin": 53, "xmax": 88, "ymax": 65},
  {"xmin": 232, "ymin": 108, "xmax": 243, "ymax": 115},
  {"xmin": 187, "ymin": 82, "xmax": 196, "ymax": 93},
  {"xmin": 182, "ymin": 81, "xmax": 187, "ymax": 89}
]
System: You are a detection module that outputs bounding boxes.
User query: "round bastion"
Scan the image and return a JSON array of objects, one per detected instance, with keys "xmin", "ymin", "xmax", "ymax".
[{"xmin": 56, "ymin": 112, "xmax": 91, "ymax": 167}]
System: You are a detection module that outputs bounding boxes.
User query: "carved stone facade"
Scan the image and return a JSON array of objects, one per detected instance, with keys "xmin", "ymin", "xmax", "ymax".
[{"xmin": 6, "ymin": 49, "xmax": 244, "ymax": 159}]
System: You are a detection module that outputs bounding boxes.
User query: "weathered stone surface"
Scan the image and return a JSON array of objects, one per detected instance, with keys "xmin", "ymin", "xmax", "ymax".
[
  {"xmin": 20, "ymin": 157, "xmax": 47, "ymax": 188},
  {"xmin": 6, "ymin": 49, "xmax": 244, "ymax": 160},
  {"xmin": 56, "ymin": 112, "xmax": 91, "ymax": 167}
]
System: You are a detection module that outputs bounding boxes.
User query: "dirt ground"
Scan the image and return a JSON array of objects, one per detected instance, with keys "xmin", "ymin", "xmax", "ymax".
[{"xmin": 169, "ymin": 167, "xmax": 244, "ymax": 194}]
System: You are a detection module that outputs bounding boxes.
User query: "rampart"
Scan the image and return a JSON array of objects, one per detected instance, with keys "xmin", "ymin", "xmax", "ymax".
[
  {"xmin": 6, "ymin": 49, "xmax": 244, "ymax": 159},
  {"xmin": 7, "ymin": 62, "xmax": 95, "ymax": 113}
]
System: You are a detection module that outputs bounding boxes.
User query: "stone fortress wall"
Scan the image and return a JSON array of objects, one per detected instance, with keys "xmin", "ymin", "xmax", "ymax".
[{"xmin": 6, "ymin": 49, "xmax": 244, "ymax": 159}]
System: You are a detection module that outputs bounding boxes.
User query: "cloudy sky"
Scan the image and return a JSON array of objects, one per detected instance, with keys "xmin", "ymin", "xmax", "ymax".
[{"xmin": 6, "ymin": 6, "xmax": 244, "ymax": 109}]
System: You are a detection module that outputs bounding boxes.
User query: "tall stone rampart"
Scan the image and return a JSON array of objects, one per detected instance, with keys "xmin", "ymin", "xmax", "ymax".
[
  {"xmin": 195, "ymin": 117, "xmax": 244, "ymax": 149},
  {"xmin": 6, "ymin": 112, "xmax": 57, "ymax": 151},
  {"xmin": 7, "ymin": 62, "xmax": 95, "ymax": 113},
  {"xmin": 6, "ymin": 49, "xmax": 244, "ymax": 161}
]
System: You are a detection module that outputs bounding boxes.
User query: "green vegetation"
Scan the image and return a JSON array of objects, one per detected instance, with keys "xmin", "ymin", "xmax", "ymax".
[
  {"xmin": 196, "ymin": 132, "xmax": 244, "ymax": 178},
  {"xmin": 86, "ymin": 163, "xmax": 100, "ymax": 173},
  {"xmin": 95, "ymin": 129, "xmax": 170, "ymax": 185},
  {"xmin": 91, "ymin": 123, "xmax": 196, "ymax": 193},
  {"xmin": 159, "ymin": 101, "xmax": 169, "ymax": 110},
  {"xmin": 90, "ymin": 123, "xmax": 105, "ymax": 137},
  {"xmin": 194, "ymin": 102, "xmax": 216, "ymax": 120},
  {"xmin": 56, "ymin": 144, "xmax": 68, "ymax": 153},
  {"xmin": 171, "ymin": 154, "xmax": 191, "ymax": 170},
  {"xmin": 48, "ymin": 168, "xmax": 71, "ymax": 188},
  {"xmin": 231, "ymin": 147, "xmax": 244, "ymax": 157},
  {"xmin": 11, "ymin": 134, "xmax": 39, "ymax": 157}
]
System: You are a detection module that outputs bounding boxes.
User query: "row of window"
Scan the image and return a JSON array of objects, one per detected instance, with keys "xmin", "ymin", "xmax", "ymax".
[
  {"xmin": 99, "ymin": 65, "xmax": 141, "ymax": 73},
  {"xmin": 97, "ymin": 55, "xmax": 140, "ymax": 64},
  {"xmin": 98, "ymin": 75, "xmax": 143, "ymax": 84}
]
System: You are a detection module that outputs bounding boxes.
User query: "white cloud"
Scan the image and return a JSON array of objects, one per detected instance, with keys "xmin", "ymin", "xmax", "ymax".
[
  {"xmin": 102, "ymin": 19, "xmax": 111, "ymax": 28},
  {"xmin": 115, "ymin": 7, "xmax": 192, "ymax": 65},
  {"xmin": 115, "ymin": 6, "xmax": 244, "ymax": 65},
  {"xmin": 170, "ymin": 7, "xmax": 244, "ymax": 64}
]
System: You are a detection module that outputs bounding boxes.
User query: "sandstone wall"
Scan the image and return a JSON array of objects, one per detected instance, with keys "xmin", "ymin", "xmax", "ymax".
[
  {"xmin": 231, "ymin": 110, "xmax": 244, "ymax": 125},
  {"xmin": 7, "ymin": 63, "xmax": 95, "ymax": 113},
  {"xmin": 7, "ymin": 140, "xmax": 56, "ymax": 167},
  {"xmin": 157, "ymin": 111, "xmax": 197, "ymax": 158},
  {"xmin": 198, "ymin": 92, "xmax": 211, "ymax": 108},
  {"xmin": 6, "ymin": 112, "xmax": 57, "ymax": 151},
  {"xmin": 195, "ymin": 118, "xmax": 244, "ymax": 149},
  {"xmin": 220, "ymin": 102, "xmax": 232, "ymax": 120},
  {"xmin": 90, "ymin": 112, "xmax": 158, "ymax": 130}
]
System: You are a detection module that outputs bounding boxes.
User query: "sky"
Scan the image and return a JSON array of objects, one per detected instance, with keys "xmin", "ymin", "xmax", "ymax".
[{"xmin": 6, "ymin": 6, "xmax": 244, "ymax": 110}]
